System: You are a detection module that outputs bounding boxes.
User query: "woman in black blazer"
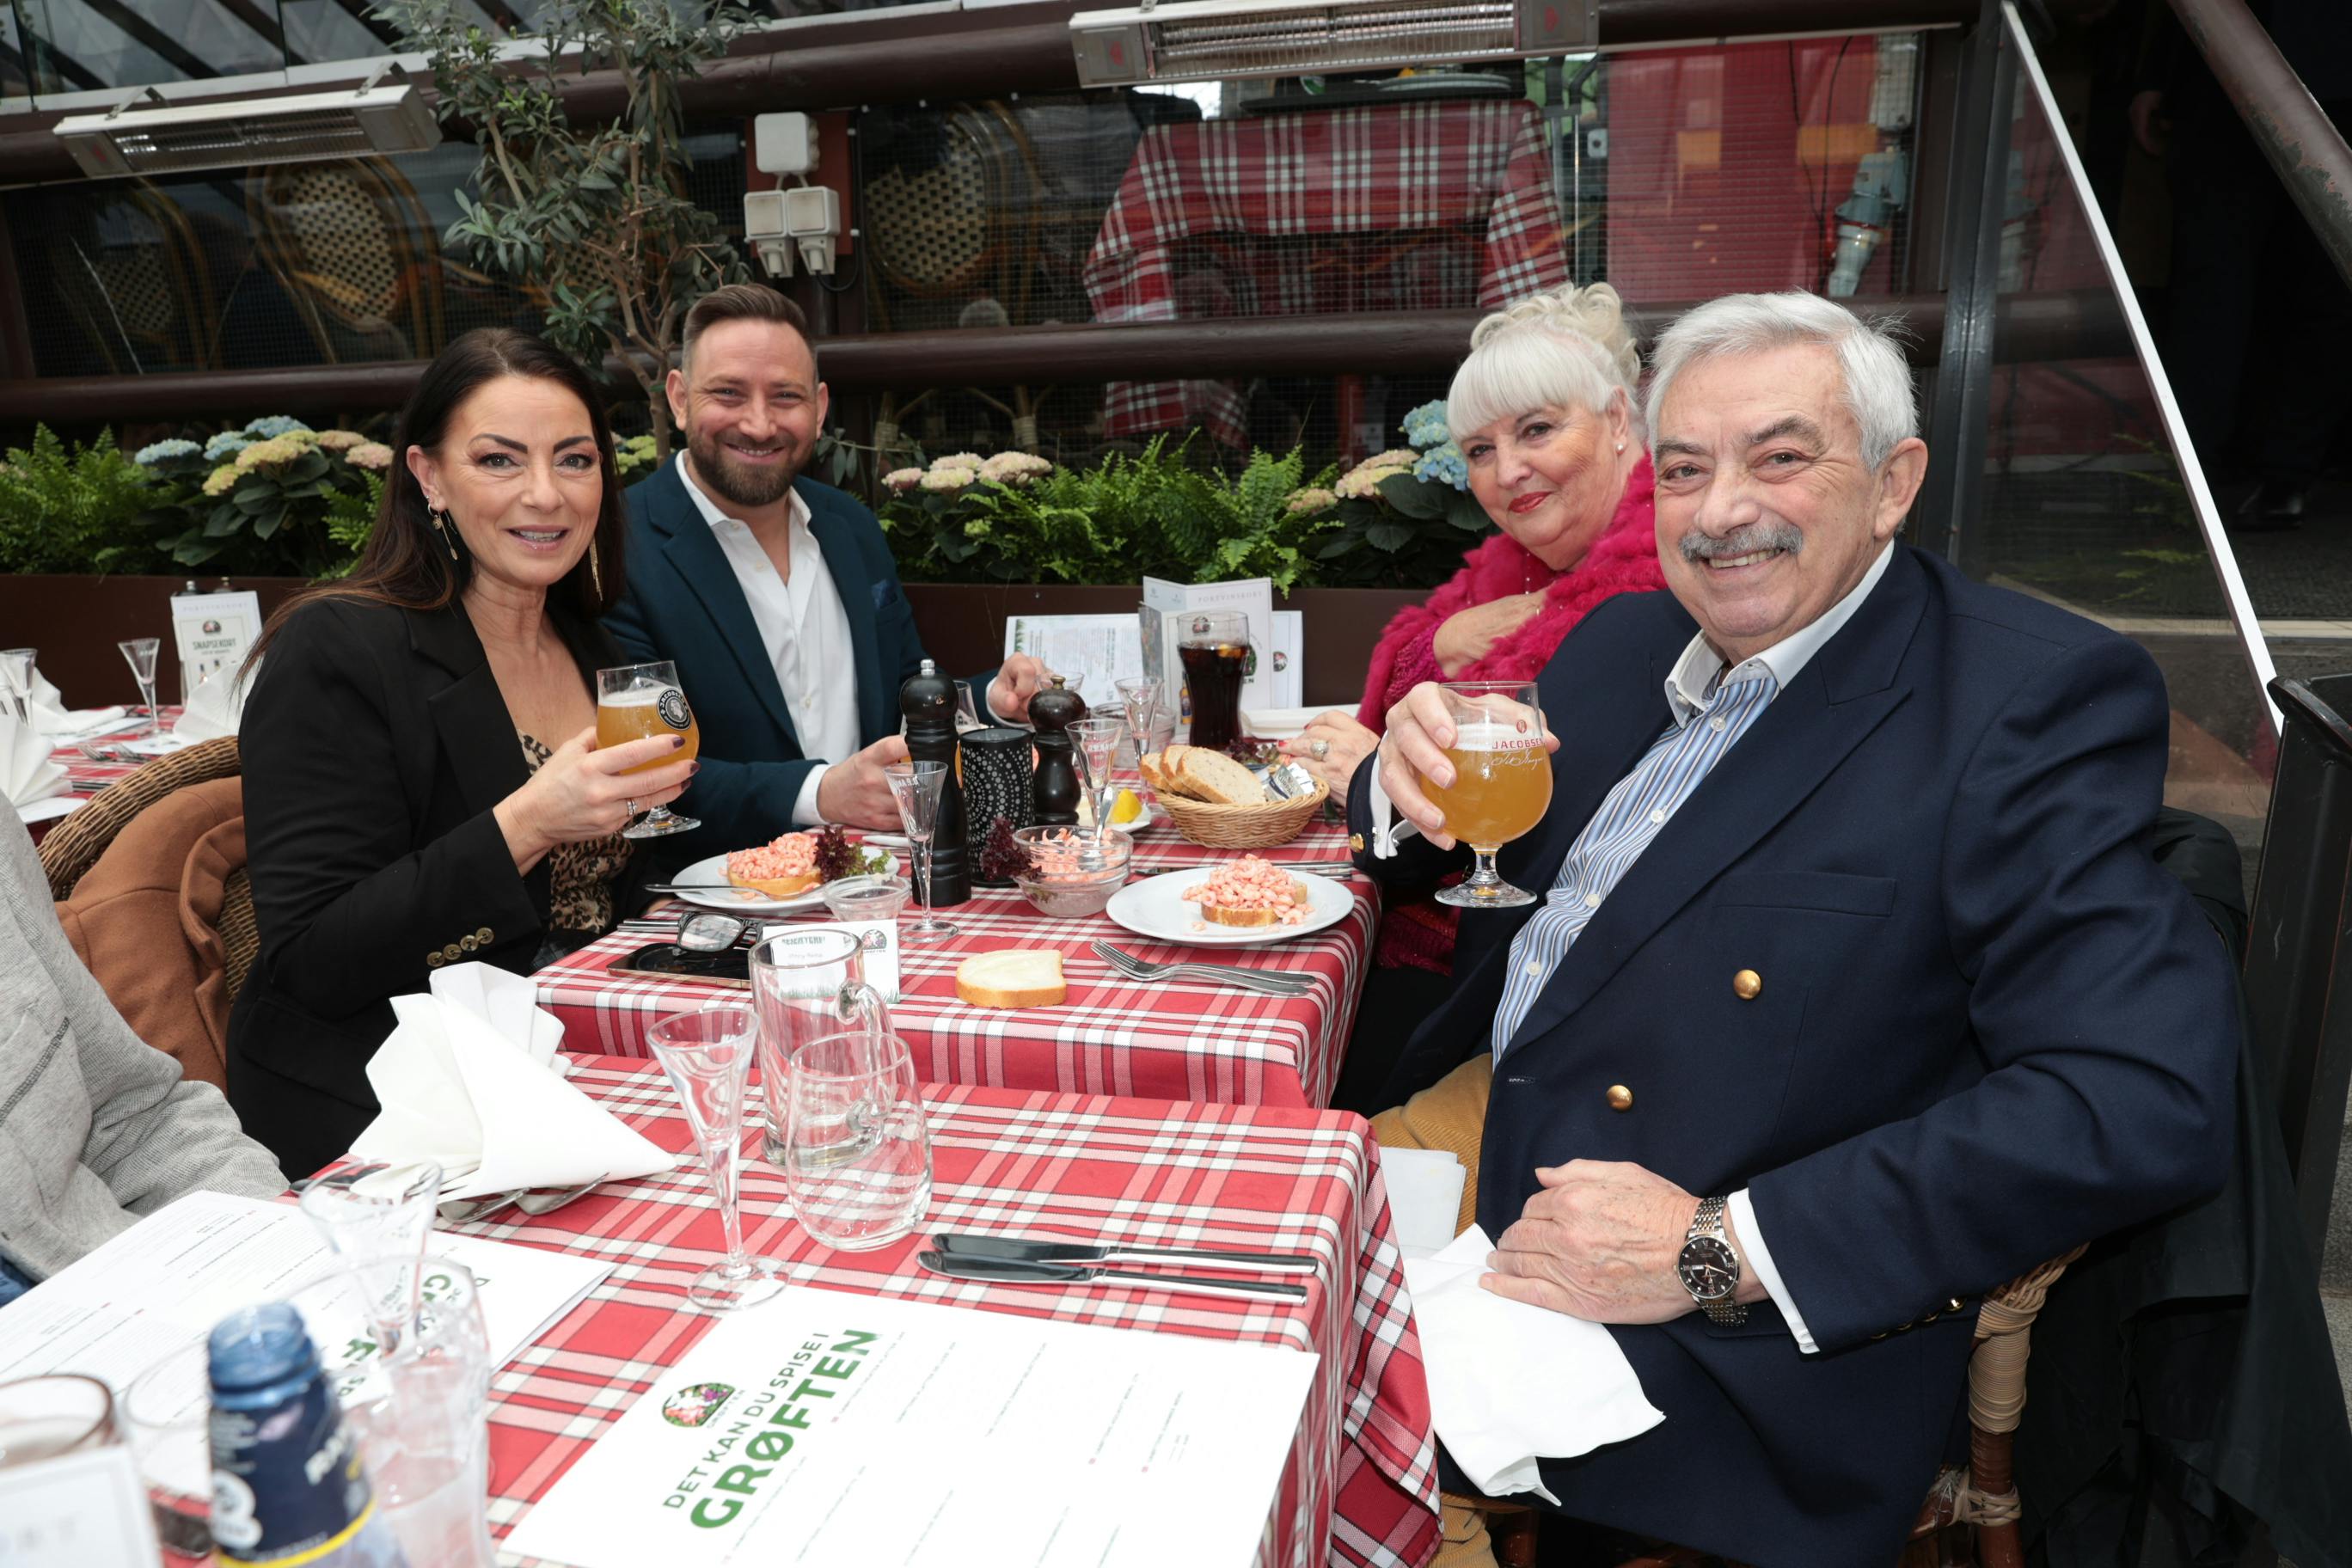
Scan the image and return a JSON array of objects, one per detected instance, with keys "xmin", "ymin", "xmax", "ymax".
[{"xmin": 230, "ymin": 330, "xmax": 696, "ymax": 1178}]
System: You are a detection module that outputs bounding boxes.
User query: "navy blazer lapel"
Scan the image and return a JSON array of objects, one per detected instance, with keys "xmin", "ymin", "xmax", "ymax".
[
  {"xmin": 799, "ymin": 481, "xmax": 890, "ymax": 740},
  {"xmin": 1498, "ymin": 548, "xmax": 1929, "ymax": 1062},
  {"xmin": 648, "ymin": 462, "xmax": 798, "ymax": 747},
  {"xmin": 1501, "ymin": 634, "xmax": 1681, "ymax": 898},
  {"xmin": 407, "ymin": 604, "xmax": 528, "ymax": 822}
]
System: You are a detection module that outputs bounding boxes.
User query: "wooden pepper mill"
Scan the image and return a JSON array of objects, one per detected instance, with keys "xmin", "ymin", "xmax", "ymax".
[
  {"xmin": 898, "ymin": 658, "xmax": 970, "ymax": 907},
  {"xmin": 1028, "ymin": 675, "xmax": 1084, "ymax": 827}
]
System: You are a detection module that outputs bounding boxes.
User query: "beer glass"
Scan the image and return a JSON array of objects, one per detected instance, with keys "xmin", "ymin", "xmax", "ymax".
[
  {"xmin": 1419, "ymin": 680, "xmax": 1553, "ymax": 909},
  {"xmin": 596, "ymin": 660, "xmax": 701, "ymax": 838},
  {"xmin": 1177, "ymin": 611, "xmax": 1251, "ymax": 752}
]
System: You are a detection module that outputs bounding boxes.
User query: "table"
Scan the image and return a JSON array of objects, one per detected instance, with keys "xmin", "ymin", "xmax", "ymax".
[
  {"xmin": 534, "ymin": 818, "xmax": 1379, "ymax": 1109},
  {"xmin": 1084, "ymin": 99, "xmax": 1571, "ymax": 448},
  {"xmin": 26, "ymin": 707, "xmax": 182, "ymax": 842},
  {"xmin": 461, "ymin": 1056, "xmax": 1442, "ymax": 1568}
]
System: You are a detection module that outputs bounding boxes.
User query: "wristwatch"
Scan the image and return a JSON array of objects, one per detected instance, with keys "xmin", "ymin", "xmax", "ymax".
[{"xmin": 1677, "ymin": 1196, "xmax": 1747, "ymax": 1326}]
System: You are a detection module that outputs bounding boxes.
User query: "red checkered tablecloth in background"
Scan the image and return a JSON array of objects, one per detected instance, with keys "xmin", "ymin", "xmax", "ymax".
[
  {"xmin": 463, "ymin": 1057, "xmax": 1441, "ymax": 1568},
  {"xmin": 534, "ymin": 818, "xmax": 1379, "ymax": 1108},
  {"xmin": 29, "ymin": 707, "xmax": 184, "ymax": 843},
  {"xmin": 1084, "ymin": 100, "xmax": 1572, "ymax": 447}
]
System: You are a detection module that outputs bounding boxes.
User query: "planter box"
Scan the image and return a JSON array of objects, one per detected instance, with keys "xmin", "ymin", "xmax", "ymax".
[{"xmin": 0, "ymin": 574, "xmax": 1421, "ymax": 715}]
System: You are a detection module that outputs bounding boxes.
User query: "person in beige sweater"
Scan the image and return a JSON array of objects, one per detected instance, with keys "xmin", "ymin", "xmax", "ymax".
[{"xmin": 0, "ymin": 815, "xmax": 285, "ymax": 1305}]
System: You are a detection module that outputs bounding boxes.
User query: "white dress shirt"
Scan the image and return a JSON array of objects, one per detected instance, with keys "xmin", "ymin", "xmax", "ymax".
[
  {"xmin": 1369, "ymin": 542, "xmax": 1898, "ymax": 1351},
  {"xmin": 677, "ymin": 456, "xmax": 859, "ymax": 826}
]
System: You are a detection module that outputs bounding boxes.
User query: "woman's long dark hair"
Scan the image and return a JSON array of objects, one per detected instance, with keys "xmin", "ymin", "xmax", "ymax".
[{"xmin": 251, "ymin": 329, "xmax": 628, "ymax": 666}]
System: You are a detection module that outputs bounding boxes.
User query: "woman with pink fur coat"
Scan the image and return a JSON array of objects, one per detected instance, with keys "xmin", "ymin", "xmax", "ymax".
[{"xmin": 1277, "ymin": 285, "xmax": 1669, "ymax": 1110}]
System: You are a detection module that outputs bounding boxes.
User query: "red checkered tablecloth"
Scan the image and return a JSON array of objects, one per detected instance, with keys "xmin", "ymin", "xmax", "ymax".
[
  {"xmin": 462, "ymin": 1057, "xmax": 1441, "ymax": 1568},
  {"xmin": 28, "ymin": 707, "xmax": 182, "ymax": 843},
  {"xmin": 533, "ymin": 819, "xmax": 1379, "ymax": 1109},
  {"xmin": 1085, "ymin": 99, "xmax": 1571, "ymax": 446}
]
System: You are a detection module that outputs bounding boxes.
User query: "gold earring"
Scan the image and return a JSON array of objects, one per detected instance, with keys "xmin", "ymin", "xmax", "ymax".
[
  {"xmin": 428, "ymin": 505, "xmax": 459, "ymax": 563},
  {"xmin": 589, "ymin": 537, "xmax": 603, "ymax": 598}
]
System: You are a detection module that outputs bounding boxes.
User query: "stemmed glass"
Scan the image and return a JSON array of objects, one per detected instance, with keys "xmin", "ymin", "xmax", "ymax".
[
  {"xmin": 648, "ymin": 1002, "xmax": 786, "ymax": 1312},
  {"xmin": 1113, "ymin": 677, "xmax": 1161, "ymax": 766},
  {"xmin": 1067, "ymin": 714, "xmax": 1126, "ymax": 869},
  {"xmin": 296, "ymin": 1161, "xmax": 443, "ymax": 1362},
  {"xmin": 117, "ymin": 638, "xmax": 160, "ymax": 734},
  {"xmin": 595, "ymin": 661, "xmax": 701, "ymax": 838},
  {"xmin": 1421, "ymin": 681, "xmax": 1555, "ymax": 909},
  {"xmin": 883, "ymin": 759, "xmax": 958, "ymax": 943}
]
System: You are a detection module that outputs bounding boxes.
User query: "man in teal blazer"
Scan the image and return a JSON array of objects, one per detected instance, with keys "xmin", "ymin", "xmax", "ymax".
[{"xmin": 607, "ymin": 286, "xmax": 1046, "ymax": 846}]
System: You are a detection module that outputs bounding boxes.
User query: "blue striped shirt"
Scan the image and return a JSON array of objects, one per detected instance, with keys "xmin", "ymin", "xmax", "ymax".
[{"xmin": 1491, "ymin": 668, "xmax": 1779, "ymax": 1057}]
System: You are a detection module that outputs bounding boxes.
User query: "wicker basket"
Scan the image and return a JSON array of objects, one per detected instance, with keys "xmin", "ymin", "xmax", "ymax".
[{"xmin": 1156, "ymin": 783, "xmax": 1329, "ymax": 849}]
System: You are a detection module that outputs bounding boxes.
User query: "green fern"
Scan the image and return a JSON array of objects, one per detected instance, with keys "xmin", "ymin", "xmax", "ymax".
[{"xmin": 0, "ymin": 426, "xmax": 184, "ymax": 574}]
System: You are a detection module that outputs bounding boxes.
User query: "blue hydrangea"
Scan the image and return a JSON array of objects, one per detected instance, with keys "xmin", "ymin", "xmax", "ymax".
[
  {"xmin": 1400, "ymin": 399, "xmax": 1452, "ymax": 450},
  {"xmin": 1414, "ymin": 441, "xmax": 1469, "ymax": 492},
  {"xmin": 204, "ymin": 432, "xmax": 253, "ymax": 462},
  {"xmin": 243, "ymin": 415, "xmax": 312, "ymax": 438},
  {"xmin": 133, "ymin": 438, "xmax": 201, "ymax": 466}
]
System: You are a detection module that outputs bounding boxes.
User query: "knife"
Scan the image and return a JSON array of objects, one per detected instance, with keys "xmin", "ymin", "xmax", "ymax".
[
  {"xmin": 930, "ymin": 1232, "xmax": 1319, "ymax": 1275},
  {"xmin": 917, "ymin": 1250, "xmax": 1307, "ymax": 1302}
]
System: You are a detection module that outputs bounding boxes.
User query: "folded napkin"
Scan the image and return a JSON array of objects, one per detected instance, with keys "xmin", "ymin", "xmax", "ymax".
[
  {"xmin": 1241, "ymin": 706, "xmax": 1321, "ymax": 740},
  {"xmin": 172, "ymin": 657, "xmax": 258, "ymax": 744},
  {"xmin": 1403, "ymin": 1227, "xmax": 1664, "ymax": 1503},
  {"xmin": 21, "ymin": 669, "xmax": 126, "ymax": 738},
  {"xmin": 1381, "ymin": 1147, "xmax": 1468, "ymax": 1259},
  {"xmin": 348, "ymin": 962, "xmax": 671, "ymax": 1199},
  {"xmin": 2, "ymin": 713, "xmax": 65, "ymax": 811}
]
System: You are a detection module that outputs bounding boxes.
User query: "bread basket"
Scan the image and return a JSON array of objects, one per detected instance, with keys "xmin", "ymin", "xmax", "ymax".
[{"xmin": 1156, "ymin": 783, "xmax": 1329, "ymax": 848}]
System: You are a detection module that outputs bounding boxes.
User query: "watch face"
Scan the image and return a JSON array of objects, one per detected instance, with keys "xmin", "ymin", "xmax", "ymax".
[{"xmin": 1677, "ymin": 1236, "xmax": 1738, "ymax": 1302}]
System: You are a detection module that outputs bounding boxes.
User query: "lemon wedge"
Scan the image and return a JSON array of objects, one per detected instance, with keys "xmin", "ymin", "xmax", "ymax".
[{"xmin": 1110, "ymin": 787, "xmax": 1144, "ymax": 824}]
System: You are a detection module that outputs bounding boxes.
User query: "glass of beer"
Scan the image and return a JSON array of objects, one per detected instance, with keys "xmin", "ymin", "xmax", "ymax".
[
  {"xmin": 597, "ymin": 661, "xmax": 701, "ymax": 839},
  {"xmin": 1421, "ymin": 680, "xmax": 1553, "ymax": 909}
]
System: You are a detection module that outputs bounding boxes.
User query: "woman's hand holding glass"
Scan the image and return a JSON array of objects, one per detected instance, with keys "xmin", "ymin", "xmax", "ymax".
[{"xmin": 493, "ymin": 726, "xmax": 696, "ymax": 872}]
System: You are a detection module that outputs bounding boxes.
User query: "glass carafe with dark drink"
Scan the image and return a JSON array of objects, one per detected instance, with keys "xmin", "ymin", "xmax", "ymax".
[{"xmin": 1178, "ymin": 611, "xmax": 1252, "ymax": 753}]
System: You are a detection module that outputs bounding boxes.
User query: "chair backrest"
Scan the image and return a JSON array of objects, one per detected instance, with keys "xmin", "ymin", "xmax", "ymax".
[
  {"xmin": 246, "ymin": 158, "xmax": 445, "ymax": 362},
  {"xmin": 46, "ymin": 180, "xmax": 220, "ymax": 373},
  {"xmin": 863, "ymin": 101, "xmax": 1041, "ymax": 331},
  {"xmin": 39, "ymin": 736, "xmax": 243, "ymax": 901}
]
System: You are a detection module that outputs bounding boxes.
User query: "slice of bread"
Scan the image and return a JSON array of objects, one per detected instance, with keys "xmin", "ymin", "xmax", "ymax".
[
  {"xmin": 1198, "ymin": 878, "xmax": 1311, "ymax": 927},
  {"xmin": 728, "ymin": 869, "xmax": 820, "ymax": 899},
  {"xmin": 1147, "ymin": 746, "xmax": 1209, "ymax": 800},
  {"xmin": 955, "ymin": 948, "xmax": 1067, "ymax": 1008},
  {"xmin": 1172, "ymin": 745, "xmax": 1267, "ymax": 807}
]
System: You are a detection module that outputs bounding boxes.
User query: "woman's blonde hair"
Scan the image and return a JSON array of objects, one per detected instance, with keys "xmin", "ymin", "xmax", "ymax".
[{"xmin": 1446, "ymin": 283, "xmax": 1645, "ymax": 444}]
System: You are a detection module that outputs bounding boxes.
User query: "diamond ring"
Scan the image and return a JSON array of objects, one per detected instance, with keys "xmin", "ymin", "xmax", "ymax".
[{"xmin": 1310, "ymin": 738, "xmax": 1332, "ymax": 760}]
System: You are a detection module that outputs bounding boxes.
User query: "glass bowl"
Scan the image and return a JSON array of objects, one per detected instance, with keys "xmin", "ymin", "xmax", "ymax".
[
  {"xmin": 821, "ymin": 873, "xmax": 911, "ymax": 924},
  {"xmin": 1008, "ymin": 825, "xmax": 1133, "ymax": 918}
]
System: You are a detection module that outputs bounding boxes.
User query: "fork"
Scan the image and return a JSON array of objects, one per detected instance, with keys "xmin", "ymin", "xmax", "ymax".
[
  {"xmin": 438, "ymin": 1177, "xmax": 609, "ymax": 1225},
  {"xmin": 1090, "ymin": 940, "xmax": 1313, "ymax": 997}
]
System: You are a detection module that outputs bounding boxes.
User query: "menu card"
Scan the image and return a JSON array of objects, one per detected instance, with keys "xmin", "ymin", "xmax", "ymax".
[{"xmin": 500, "ymin": 1285, "xmax": 1317, "ymax": 1568}]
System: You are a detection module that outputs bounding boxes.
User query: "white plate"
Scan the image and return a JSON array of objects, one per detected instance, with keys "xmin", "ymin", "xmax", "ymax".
[
  {"xmin": 1105, "ymin": 867, "xmax": 1357, "ymax": 947},
  {"xmin": 667, "ymin": 849, "xmax": 903, "ymax": 915},
  {"xmin": 1077, "ymin": 793, "xmax": 1161, "ymax": 834}
]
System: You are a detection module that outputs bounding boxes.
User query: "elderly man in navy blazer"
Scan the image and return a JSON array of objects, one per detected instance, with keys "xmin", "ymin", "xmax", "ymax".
[
  {"xmin": 606, "ymin": 285, "xmax": 1048, "ymax": 840},
  {"xmin": 1353, "ymin": 292, "xmax": 2236, "ymax": 1565}
]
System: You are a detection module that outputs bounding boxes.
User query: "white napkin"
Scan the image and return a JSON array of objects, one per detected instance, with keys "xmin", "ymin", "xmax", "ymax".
[
  {"xmin": 171, "ymin": 657, "xmax": 257, "ymax": 744},
  {"xmin": 1242, "ymin": 706, "xmax": 1322, "ymax": 740},
  {"xmin": 21, "ymin": 669, "xmax": 126, "ymax": 738},
  {"xmin": 348, "ymin": 962, "xmax": 671, "ymax": 1199},
  {"xmin": 1381, "ymin": 1148, "xmax": 1468, "ymax": 1259},
  {"xmin": 2, "ymin": 713, "xmax": 65, "ymax": 811},
  {"xmin": 1403, "ymin": 1227, "xmax": 1664, "ymax": 1503}
]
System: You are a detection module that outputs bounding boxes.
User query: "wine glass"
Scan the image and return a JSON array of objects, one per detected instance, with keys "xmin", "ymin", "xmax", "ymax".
[
  {"xmin": 296, "ymin": 1161, "xmax": 443, "ymax": 1361},
  {"xmin": 783, "ymin": 1029, "xmax": 931, "ymax": 1252},
  {"xmin": 648, "ymin": 1003, "xmax": 786, "ymax": 1312},
  {"xmin": 883, "ymin": 760, "xmax": 958, "ymax": 943},
  {"xmin": 1067, "ymin": 715, "xmax": 1125, "ymax": 869},
  {"xmin": 595, "ymin": 661, "xmax": 701, "ymax": 838},
  {"xmin": 953, "ymin": 683, "xmax": 985, "ymax": 732},
  {"xmin": 1422, "ymin": 681, "xmax": 1554, "ymax": 909},
  {"xmin": 1112, "ymin": 677, "xmax": 1161, "ymax": 767},
  {"xmin": 117, "ymin": 638, "xmax": 160, "ymax": 735}
]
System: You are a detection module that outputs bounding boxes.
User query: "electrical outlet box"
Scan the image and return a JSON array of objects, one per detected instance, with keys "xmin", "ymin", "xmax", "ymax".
[
  {"xmin": 753, "ymin": 112, "xmax": 817, "ymax": 176},
  {"xmin": 743, "ymin": 188, "xmax": 788, "ymax": 239},
  {"xmin": 781, "ymin": 184, "xmax": 840, "ymax": 239}
]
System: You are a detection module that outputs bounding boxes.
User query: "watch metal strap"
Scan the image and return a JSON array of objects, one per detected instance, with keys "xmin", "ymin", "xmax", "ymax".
[{"xmin": 1688, "ymin": 1196, "xmax": 1748, "ymax": 1327}]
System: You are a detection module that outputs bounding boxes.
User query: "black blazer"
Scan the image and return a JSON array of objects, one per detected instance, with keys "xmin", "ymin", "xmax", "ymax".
[{"xmin": 227, "ymin": 596, "xmax": 633, "ymax": 1179}]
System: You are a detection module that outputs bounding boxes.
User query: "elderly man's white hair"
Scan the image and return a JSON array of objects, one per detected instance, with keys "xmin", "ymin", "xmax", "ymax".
[
  {"xmin": 1644, "ymin": 291, "xmax": 1917, "ymax": 469},
  {"xmin": 1447, "ymin": 283, "xmax": 1645, "ymax": 444}
]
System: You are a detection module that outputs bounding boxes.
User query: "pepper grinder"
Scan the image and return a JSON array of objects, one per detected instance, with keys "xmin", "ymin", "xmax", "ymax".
[
  {"xmin": 899, "ymin": 659, "xmax": 970, "ymax": 907},
  {"xmin": 1028, "ymin": 675, "xmax": 1085, "ymax": 827}
]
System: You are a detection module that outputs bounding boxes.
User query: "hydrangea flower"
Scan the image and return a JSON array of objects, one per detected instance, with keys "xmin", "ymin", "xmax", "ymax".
[
  {"xmin": 1334, "ymin": 453, "xmax": 1413, "ymax": 499},
  {"xmin": 920, "ymin": 466, "xmax": 978, "ymax": 493},
  {"xmin": 346, "ymin": 443, "xmax": 394, "ymax": 472},
  {"xmin": 977, "ymin": 451, "xmax": 1051, "ymax": 485},
  {"xmin": 133, "ymin": 438, "xmax": 201, "ymax": 466},
  {"xmin": 1285, "ymin": 487, "xmax": 1338, "ymax": 515},
  {"xmin": 1413, "ymin": 441, "xmax": 1469, "ymax": 492},
  {"xmin": 243, "ymin": 415, "xmax": 312, "ymax": 438},
  {"xmin": 204, "ymin": 432, "xmax": 252, "ymax": 462},
  {"xmin": 313, "ymin": 429, "xmax": 368, "ymax": 452},
  {"xmin": 881, "ymin": 467, "xmax": 925, "ymax": 493},
  {"xmin": 1400, "ymin": 400, "xmax": 1451, "ymax": 449},
  {"xmin": 201, "ymin": 465, "xmax": 242, "ymax": 497},
  {"xmin": 927, "ymin": 453, "xmax": 985, "ymax": 473},
  {"xmin": 235, "ymin": 435, "xmax": 310, "ymax": 471}
]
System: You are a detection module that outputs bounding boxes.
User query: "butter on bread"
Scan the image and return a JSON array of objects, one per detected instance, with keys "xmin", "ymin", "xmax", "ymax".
[{"xmin": 954, "ymin": 948, "xmax": 1067, "ymax": 1008}]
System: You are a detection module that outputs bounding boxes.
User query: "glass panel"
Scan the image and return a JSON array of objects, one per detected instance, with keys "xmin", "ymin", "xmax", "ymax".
[
  {"xmin": 15, "ymin": 0, "xmax": 287, "ymax": 94},
  {"xmin": 1985, "ymin": 16, "xmax": 2277, "ymax": 866}
]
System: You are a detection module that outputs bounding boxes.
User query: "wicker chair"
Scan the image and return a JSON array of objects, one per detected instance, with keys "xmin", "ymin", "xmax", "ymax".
[
  {"xmin": 46, "ymin": 180, "xmax": 221, "ymax": 373},
  {"xmin": 38, "ymin": 736, "xmax": 260, "ymax": 1004},
  {"xmin": 247, "ymin": 158, "xmax": 447, "ymax": 364}
]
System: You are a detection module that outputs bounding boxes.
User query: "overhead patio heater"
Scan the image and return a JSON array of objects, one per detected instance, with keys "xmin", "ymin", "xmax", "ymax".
[
  {"xmin": 1069, "ymin": 0, "xmax": 1598, "ymax": 88},
  {"xmin": 55, "ymin": 74, "xmax": 440, "ymax": 179}
]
